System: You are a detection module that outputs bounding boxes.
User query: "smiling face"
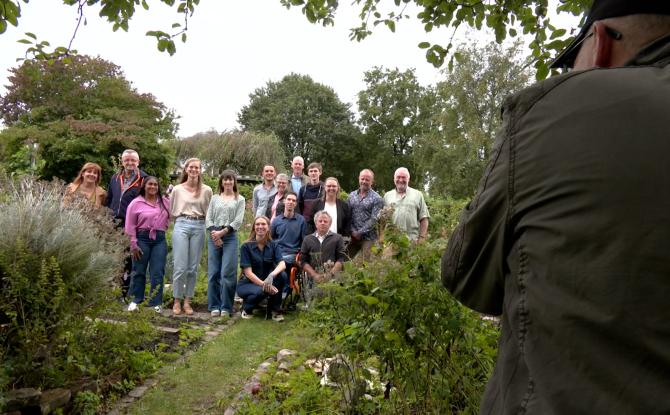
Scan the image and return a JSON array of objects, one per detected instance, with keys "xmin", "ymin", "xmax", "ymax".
[
  {"xmin": 276, "ymin": 177, "xmax": 288, "ymax": 193},
  {"xmin": 394, "ymin": 170, "xmax": 409, "ymax": 193},
  {"xmin": 222, "ymin": 177, "xmax": 234, "ymax": 191},
  {"xmin": 82, "ymin": 168, "xmax": 99, "ymax": 184},
  {"xmin": 144, "ymin": 178, "xmax": 159, "ymax": 197},
  {"xmin": 262, "ymin": 165, "xmax": 276, "ymax": 182},
  {"xmin": 359, "ymin": 170, "xmax": 373, "ymax": 192},
  {"xmin": 254, "ymin": 217, "xmax": 269, "ymax": 240},
  {"xmin": 325, "ymin": 178, "xmax": 339, "ymax": 197},
  {"xmin": 186, "ymin": 159, "xmax": 201, "ymax": 179},
  {"xmin": 122, "ymin": 153, "xmax": 139, "ymax": 174}
]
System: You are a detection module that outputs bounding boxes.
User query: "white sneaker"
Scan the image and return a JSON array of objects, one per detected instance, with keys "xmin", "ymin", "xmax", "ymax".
[
  {"xmin": 127, "ymin": 302, "xmax": 139, "ymax": 312},
  {"xmin": 241, "ymin": 310, "xmax": 253, "ymax": 319},
  {"xmin": 211, "ymin": 310, "xmax": 221, "ymax": 317},
  {"xmin": 154, "ymin": 306, "xmax": 162, "ymax": 313},
  {"xmin": 220, "ymin": 311, "xmax": 231, "ymax": 318},
  {"xmin": 271, "ymin": 312, "xmax": 285, "ymax": 322}
]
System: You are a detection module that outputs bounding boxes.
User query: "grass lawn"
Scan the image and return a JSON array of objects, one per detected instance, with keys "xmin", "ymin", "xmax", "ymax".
[{"xmin": 127, "ymin": 313, "xmax": 319, "ymax": 414}]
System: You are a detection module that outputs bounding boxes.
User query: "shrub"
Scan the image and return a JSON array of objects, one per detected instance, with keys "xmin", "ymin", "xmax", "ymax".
[
  {"xmin": 309, "ymin": 228, "xmax": 499, "ymax": 414},
  {"xmin": 0, "ymin": 177, "xmax": 125, "ymax": 390}
]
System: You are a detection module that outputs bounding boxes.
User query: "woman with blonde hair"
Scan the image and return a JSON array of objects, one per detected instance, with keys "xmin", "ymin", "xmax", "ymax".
[
  {"xmin": 169, "ymin": 158, "xmax": 213, "ymax": 315},
  {"xmin": 308, "ymin": 177, "xmax": 351, "ymax": 236},
  {"xmin": 236, "ymin": 216, "xmax": 286, "ymax": 321},
  {"xmin": 64, "ymin": 162, "xmax": 107, "ymax": 208},
  {"xmin": 206, "ymin": 170, "xmax": 245, "ymax": 318}
]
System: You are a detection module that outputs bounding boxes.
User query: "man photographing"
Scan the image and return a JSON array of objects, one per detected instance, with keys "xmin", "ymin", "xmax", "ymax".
[{"xmin": 442, "ymin": 1, "xmax": 670, "ymax": 413}]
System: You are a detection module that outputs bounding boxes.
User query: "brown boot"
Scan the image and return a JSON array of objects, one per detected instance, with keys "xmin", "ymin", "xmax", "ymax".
[
  {"xmin": 172, "ymin": 300, "xmax": 182, "ymax": 315},
  {"xmin": 183, "ymin": 299, "xmax": 194, "ymax": 315}
]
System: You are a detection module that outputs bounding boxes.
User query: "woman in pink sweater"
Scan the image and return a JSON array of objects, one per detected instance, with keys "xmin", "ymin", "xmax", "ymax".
[{"xmin": 124, "ymin": 177, "xmax": 170, "ymax": 312}]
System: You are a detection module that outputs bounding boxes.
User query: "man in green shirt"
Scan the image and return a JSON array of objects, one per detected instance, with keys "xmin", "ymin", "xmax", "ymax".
[{"xmin": 383, "ymin": 167, "xmax": 429, "ymax": 241}]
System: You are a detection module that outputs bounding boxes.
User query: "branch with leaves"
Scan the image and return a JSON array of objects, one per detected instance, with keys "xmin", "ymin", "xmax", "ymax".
[
  {"xmin": 2, "ymin": 0, "xmax": 200, "ymax": 61},
  {"xmin": 280, "ymin": 0, "xmax": 592, "ymax": 79}
]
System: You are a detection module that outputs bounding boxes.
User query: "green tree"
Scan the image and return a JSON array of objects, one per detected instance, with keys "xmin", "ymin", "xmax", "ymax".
[
  {"xmin": 356, "ymin": 67, "xmax": 436, "ymax": 191},
  {"xmin": 0, "ymin": 55, "xmax": 176, "ymax": 182},
  {"xmin": 172, "ymin": 129, "xmax": 287, "ymax": 176},
  {"xmin": 418, "ymin": 41, "xmax": 532, "ymax": 199},
  {"xmin": 238, "ymin": 73, "xmax": 362, "ymax": 188},
  {"xmin": 280, "ymin": 0, "xmax": 591, "ymax": 78}
]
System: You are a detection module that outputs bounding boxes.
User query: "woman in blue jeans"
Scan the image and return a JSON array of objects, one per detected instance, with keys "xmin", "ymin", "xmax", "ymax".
[
  {"xmin": 206, "ymin": 170, "xmax": 245, "ymax": 318},
  {"xmin": 237, "ymin": 216, "xmax": 286, "ymax": 321},
  {"xmin": 124, "ymin": 177, "xmax": 170, "ymax": 312},
  {"xmin": 169, "ymin": 158, "xmax": 213, "ymax": 315}
]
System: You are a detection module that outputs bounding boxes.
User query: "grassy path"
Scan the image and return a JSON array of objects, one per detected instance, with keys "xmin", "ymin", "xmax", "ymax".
[{"xmin": 125, "ymin": 314, "xmax": 316, "ymax": 414}]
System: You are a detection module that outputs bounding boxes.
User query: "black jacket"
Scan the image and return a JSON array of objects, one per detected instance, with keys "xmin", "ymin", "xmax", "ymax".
[{"xmin": 307, "ymin": 199, "xmax": 351, "ymax": 236}]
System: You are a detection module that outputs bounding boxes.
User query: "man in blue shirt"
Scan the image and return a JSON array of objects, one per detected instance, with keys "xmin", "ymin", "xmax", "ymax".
[{"xmin": 271, "ymin": 191, "xmax": 306, "ymax": 265}]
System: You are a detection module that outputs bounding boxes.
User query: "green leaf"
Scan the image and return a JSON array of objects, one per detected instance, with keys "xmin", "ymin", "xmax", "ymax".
[
  {"xmin": 25, "ymin": 32, "xmax": 37, "ymax": 39},
  {"xmin": 550, "ymin": 28, "xmax": 567, "ymax": 39},
  {"xmin": 171, "ymin": 23, "xmax": 181, "ymax": 28},
  {"xmin": 17, "ymin": 39, "xmax": 32, "ymax": 44},
  {"xmin": 359, "ymin": 295, "xmax": 379, "ymax": 306},
  {"xmin": 535, "ymin": 64, "xmax": 549, "ymax": 80}
]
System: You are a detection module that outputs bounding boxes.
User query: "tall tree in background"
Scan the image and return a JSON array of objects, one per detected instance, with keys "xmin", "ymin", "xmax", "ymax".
[
  {"xmin": 237, "ymin": 73, "xmax": 361, "ymax": 187},
  {"xmin": 172, "ymin": 130, "xmax": 287, "ymax": 176},
  {"xmin": 357, "ymin": 67, "xmax": 435, "ymax": 191},
  {"xmin": 418, "ymin": 41, "xmax": 532, "ymax": 199},
  {"xmin": 0, "ymin": 55, "xmax": 176, "ymax": 181}
]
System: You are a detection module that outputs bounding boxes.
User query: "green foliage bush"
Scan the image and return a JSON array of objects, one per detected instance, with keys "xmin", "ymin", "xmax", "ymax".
[
  {"xmin": 0, "ymin": 177, "xmax": 125, "ymax": 391},
  {"xmin": 309, "ymin": 228, "xmax": 499, "ymax": 414}
]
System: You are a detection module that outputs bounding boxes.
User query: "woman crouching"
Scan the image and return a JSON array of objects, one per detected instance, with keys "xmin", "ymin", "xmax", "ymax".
[{"xmin": 237, "ymin": 216, "xmax": 286, "ymax": 322}]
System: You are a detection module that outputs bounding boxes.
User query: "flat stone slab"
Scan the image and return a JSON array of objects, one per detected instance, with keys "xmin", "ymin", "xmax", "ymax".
[
  {"xmin": 128, "ymin": 386, "xmax": 148, "ymax": 399},
  {"xmin": 5, "ymin": 388, "xmax": 41, "ymax": 411},
  {"xmin": 40, "ymin": 388, "xmax": 71, "ymax": 414}
]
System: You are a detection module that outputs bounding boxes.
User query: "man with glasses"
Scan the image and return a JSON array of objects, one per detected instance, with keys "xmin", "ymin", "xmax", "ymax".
[{"xmin": 442, "ymin": 0, "xmax": 670, "ymax": 412}]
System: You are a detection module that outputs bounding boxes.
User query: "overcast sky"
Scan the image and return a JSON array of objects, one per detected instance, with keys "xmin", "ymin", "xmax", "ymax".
[{"xmin": 0, "ymin": 0, "xmax": 576, "ymax": 137}]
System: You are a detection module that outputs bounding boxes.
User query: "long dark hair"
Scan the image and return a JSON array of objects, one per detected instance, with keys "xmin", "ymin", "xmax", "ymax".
[
  {"xmin": 139, "ymin": 176, "xmax": 168, "ymax": 212},
  {"xmin": 218, "ymin": 169, "xmax": 239, "ymax": 198}
]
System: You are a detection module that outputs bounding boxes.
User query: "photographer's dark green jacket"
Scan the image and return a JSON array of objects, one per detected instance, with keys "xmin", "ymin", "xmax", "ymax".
[{"xmin": 442, "ymin": 36, "xmax": 670, "ymax": 414}]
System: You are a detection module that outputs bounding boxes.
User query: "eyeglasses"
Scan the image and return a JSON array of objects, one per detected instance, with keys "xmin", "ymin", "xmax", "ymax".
[{"xmin": 571, "ymin": 26, "xmax": 623, "ymax": 59}]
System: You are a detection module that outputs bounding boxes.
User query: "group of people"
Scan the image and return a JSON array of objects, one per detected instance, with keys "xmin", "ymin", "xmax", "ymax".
[{"xmin": 64, "ymin": 151, "xmax": 430, "ymax": 321}]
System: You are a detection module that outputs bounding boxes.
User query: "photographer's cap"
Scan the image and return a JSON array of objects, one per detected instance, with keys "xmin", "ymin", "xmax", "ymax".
[{"xmin": 551, "ymin": 0, "xmax": 670, "ymax": 69}]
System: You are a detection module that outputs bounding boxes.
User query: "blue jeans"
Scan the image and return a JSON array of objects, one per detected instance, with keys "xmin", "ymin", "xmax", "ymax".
[
  {"xmin": 130, "ymin": 230, "xmax": 167, "ymax": 306},
  {"xmin": 172, "ymin": 218, "xmax": 205, "ymax": 299},
  {"xmin": 236, "ymin": 276, "xmax": 285, "ymax": 314},
  {"xmin": 207, "ymin": 231, "xmax": 238, "ymax": 313}
]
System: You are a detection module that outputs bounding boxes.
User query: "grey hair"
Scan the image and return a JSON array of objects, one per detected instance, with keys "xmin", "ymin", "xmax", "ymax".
[
  {"xmin": 276, "ymin": 173, "xmax": 289, "ymax": 182},
  {"xmin": 314, "ymin": 210, "xmax": 332, "ymax": 223},
  {"xmin": 394, "ymin": 167, "xmax": 410, "ymax": 180},
  {"xmin": 122, "ymin": 149, "xmax": 139, "ymax": 160}
]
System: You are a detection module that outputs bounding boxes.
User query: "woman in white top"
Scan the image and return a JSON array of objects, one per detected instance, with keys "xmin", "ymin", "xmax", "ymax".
[
  {"xmin": 169, "ymin": 158, "xmax": 213, "ymax": 315},
  {"xmin": 205, "ymin": 170, "xmax": 245, "ymax": 318}
]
